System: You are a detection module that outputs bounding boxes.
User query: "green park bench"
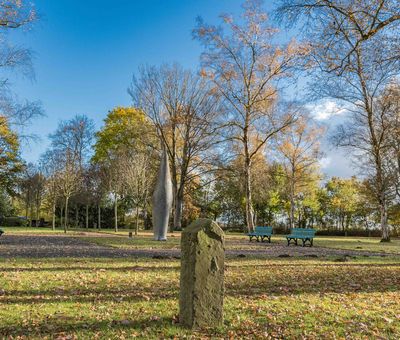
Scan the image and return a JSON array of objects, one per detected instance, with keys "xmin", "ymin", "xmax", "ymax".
[
  {"xmin": 247, "ymin": 226, "xmax": 273, "ymax": 243},
  {"xmin": 286, "ymin": 228, "xmax": 316, "ymax": 247}
]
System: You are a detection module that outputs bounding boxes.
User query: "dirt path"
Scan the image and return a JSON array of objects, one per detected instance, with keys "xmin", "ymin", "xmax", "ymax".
[{"xmin": 0, "ymin": 234, "xmax": 396, "ymax": 259}]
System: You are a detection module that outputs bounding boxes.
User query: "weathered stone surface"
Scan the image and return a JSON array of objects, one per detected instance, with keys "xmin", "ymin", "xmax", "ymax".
[
  {"xmin": 179, "ymin": 218, "xmax": 225, "ymax": 329},
  {"xmin": 152, "ymin": 146, "xmax": 173, "ymax": 241}
]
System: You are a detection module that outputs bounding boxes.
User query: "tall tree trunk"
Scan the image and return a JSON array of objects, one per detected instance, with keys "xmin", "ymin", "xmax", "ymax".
[
  {"xmin": 174, "ymin": 190, "xmax": 183, "ymax": 231},
  {"xmin": 25, "ymin": 194, "xmax": 29, "ymax": 222},
  {"xmin": 85, "ymin": 204, "xmax": 89, "ymax": 229},
  {"xmin": 135, "ymin": 205, "xmax": 140, "ymax": 236},
  {"xmin": 52, "ymin": 202, "xmax": 56, "ymax": 231},
  {"xmin": 170, "ymin": 169, "xmax": 178, "ymax": 233},
  {"xmin": 97, "ymin": 204, "xmax": 101, "ymax": 230},
  {"xmin": 64, "ymin": 196, "xmax": 69, "ymax": 233},
  {"xmin": 36, "ymin": 203, "xmax": 40, "ymax": 227},
  {"xmin": 380, "ymin": 199, "xmax": 390, "ymax": 242},
  {"xmin": 75, "ymin": 205, "xmax": 79, "ymax": 228},
  {"xmin": 289, "ymin": 169, "xmax": 295, "ymax": 230},
  {"xmin": 60, "ymin": 205, "xmax": 64, "ymax": 229},
  {"xmin": 114, "ymin": 194, "xmax": 118, "ymax": 232},
  {"xmin": 289, "ymin": 193, "xmax": 295, "ymax": 230},
  {"xmin": 244, "ymin": 158, "xmax": 255, "ymax": 233},
  {"xmin": 29, "ymin": 205, "xmax": 33, "ymax": 227}
]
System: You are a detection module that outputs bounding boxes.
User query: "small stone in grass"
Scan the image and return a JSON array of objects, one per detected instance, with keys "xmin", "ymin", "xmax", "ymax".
[{"xmin": 237, "ymin": 254, "xmax": 246, "ymax": 258}]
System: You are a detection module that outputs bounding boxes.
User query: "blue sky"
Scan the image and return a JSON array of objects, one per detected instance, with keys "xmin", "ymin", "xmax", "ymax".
[{"xmin": 9, "ymin": 0, "xmax": 354, "ymax": 177}]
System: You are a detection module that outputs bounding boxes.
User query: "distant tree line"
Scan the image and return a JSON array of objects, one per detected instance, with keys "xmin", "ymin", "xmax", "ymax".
[{"xmin": 1, "ymin": 0, "xmax": 399, "ymax": 241}]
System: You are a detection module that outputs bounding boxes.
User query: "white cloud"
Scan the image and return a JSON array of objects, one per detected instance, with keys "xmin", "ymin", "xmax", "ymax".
[
  {"xmin": 319, "ymin": 157, "xmax": 331, "ymax": 169},
  {"xmin": 307, "ymin": 100, "xmax": 347, "ymax": 121}
]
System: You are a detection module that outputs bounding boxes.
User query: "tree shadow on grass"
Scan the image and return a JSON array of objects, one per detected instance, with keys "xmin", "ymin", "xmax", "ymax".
[
  {"xmin": 0, "ymin": 286, "xmax": 179, "ymax": 305},
  {"xmin": 0, "ymin": 315, "xmax": 177, "ymax": 338},
  {"xmin": 1, "ymin": 264, "xmax": 399, "ymax": 306},
  {"xmin": 226, "ymin": 265, "xmax": 400, "ymax": 296},
  {"xmin": 226, "ymin": 262, "xmax": 400, "ymax": 269},
  {"xmin": 0, "ymin": 265, "xmax": 180, "ymax": 273}
]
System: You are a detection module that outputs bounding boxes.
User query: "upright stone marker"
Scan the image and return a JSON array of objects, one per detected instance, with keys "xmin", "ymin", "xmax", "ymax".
[
  {"xmin": 179, "ymin": 218, "xmax": 225, "ymax": 328},
  {"xmin": 152, "ymin": 145, "xmax": 173, "ymax": 241}
]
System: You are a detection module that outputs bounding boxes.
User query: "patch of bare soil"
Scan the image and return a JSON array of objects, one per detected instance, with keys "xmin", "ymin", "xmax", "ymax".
[{"xmin": 0, "ymin": 234, "xmax": 396, "ymax": 259}]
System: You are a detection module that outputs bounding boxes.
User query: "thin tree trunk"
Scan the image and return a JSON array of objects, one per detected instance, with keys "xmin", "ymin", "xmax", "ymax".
[
  {"xmin": 29, "ymin": 205, "xmax": 33, "ymax": 227},
  {"xmin": 289, "ymin": 168, "xmax": 295, "ymax": 229},
  {"xmin": 174, "ymin": 192, "xmax": 183, "ymax": 231},
  {"xmin": 64, "ymin": 196, "xmax": 69, "ymax": 233},
  {"xmin": 114, "ymin": 194, "xmax": 118, "ymax": 232},
  {"xmin": 289, "ymin": 193, "xmax": 295, "ymax": 230},
  {"xmin": 52, "ymin": 202, "xmax": 56, "ymax": 231},
  {"xmin": 75, "ymin": 205, "xmax": 79, "ymax": 228},
  {"xmin": 97, "ymin": 204, "xmax": 101, "ymax": 230},
  {"xmin": 36, "ymin": 203, "xmax": 40, "ymax": 227},
  {"xmin": 380, "ymin": 200, "xmax": 390, "ymax": 242},
  {"xmin": 171, "ymin": 169, "xmax": 178, "ymax": 233},
  {"xmin": 60, "ymin": 205, "xmax": 64, "ymax": 229},
  {"xmin": 244, "ymin": 159, "xmax": 255, "ymax": 233},
  {"xmin": 135, "ymin": 205, "xmax": 140, "ymax": 236},
  {"xmin": 85, "ymin": 204, "xmax": 89, "ymax": 229},
  {"xmin": 25, "ymin": 194, "xmax": 29, "ymax": 221}
]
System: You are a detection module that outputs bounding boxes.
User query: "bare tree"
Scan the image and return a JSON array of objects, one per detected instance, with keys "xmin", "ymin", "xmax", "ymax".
[
  {"xmin": 48, "ymin": 115, "xmax": 94, "ymax": 232},
  {"xmin": 0, "ymin": 1, "xmax": 42, "ymax": 138},
  {"xmin": 278, "ymin": 0, "xmax": 399, "ymax": 241},
  {"xmin": 130, "ymin": 64, "xmax": 222, "ymax": 231},
  {"xmin": 193, "ymin": 0, "xmax": 308, "ymax": 231},
  {"xmin": 49, "ymin": 115, "xmax": 95, "ymax": 169},
  {"xmin": 276, "ymin": 0, "xmax": 400, "ymax": 73},
  {"xmin": 31, "ymin": 169, "xmax": 45, "ymax": 226},
  {"xmin": 275, "ymin": 112, "xmax": 324, "ymax": 229},
  {"xmin": 378, "ymin": 83, "xmax": 400, "ymax": 200},
  {"xmin": 0, "ymin": 1, "xmax": 37, "ymax": 29},
  {"xmin": 40, "ymin": 152, "xmax": 60, "ymax": 230},
  {"xmin": 57, "ymin": 150, "xmax": 81, "ymax": 232},
  {"xmin": 121, "ymin": 152, "xmax": 153, "ymax": 235}
]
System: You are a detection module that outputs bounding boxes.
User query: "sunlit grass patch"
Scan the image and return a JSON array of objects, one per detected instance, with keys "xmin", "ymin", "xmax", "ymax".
[
  {"xmin": 0, "ymin": 256, "xmax": 399, "ymax": 338},
  {"xmin": 316, "ymin": 236, "xmax": 400, "ymax": 254}
]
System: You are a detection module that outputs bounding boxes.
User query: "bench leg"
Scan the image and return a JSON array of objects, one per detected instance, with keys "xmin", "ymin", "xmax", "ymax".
[
  {"xmin": 287, "ymin": 238, "xmax": 297, "ymax": 246},
  {"xmin": 302, "ymin": 238, "xmax": 313, "ymax": 247},
  {"xmin": 267, "ymin": 236, "xmax": 271, "ymax": 243}
]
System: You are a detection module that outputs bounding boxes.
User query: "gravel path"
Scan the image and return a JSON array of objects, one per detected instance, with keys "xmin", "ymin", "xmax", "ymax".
[{"xmin": 0, "ymin": 234, "xmax": 396, "ymax": 259}]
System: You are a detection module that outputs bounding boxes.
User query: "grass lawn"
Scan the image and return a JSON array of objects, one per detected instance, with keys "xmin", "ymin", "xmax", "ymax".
[
  {"xmin": 0, "ymin": 256, "xmax": 399, "ymax": 339},
  {"xmin": 0, "ymin": 227, "xmax": 89, "ymax": 235},
  {"xmin": 316, "ymin": 236, "xmax": 400, "ymax": 254}
]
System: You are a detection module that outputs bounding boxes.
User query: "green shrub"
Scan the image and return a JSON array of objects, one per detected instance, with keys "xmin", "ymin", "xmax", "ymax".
[{"xmin": 0, "ymin": 216, "xmax": 27, "ymax": 227}]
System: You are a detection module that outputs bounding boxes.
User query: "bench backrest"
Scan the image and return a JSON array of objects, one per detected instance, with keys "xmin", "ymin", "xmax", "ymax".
[
  {"xmin": 255, "ymin": 226, "xmax": 273, "ymax": 234},
  {"xmin": 289, "ymin": 228, "xmax": 316, "ymax": 237}
]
